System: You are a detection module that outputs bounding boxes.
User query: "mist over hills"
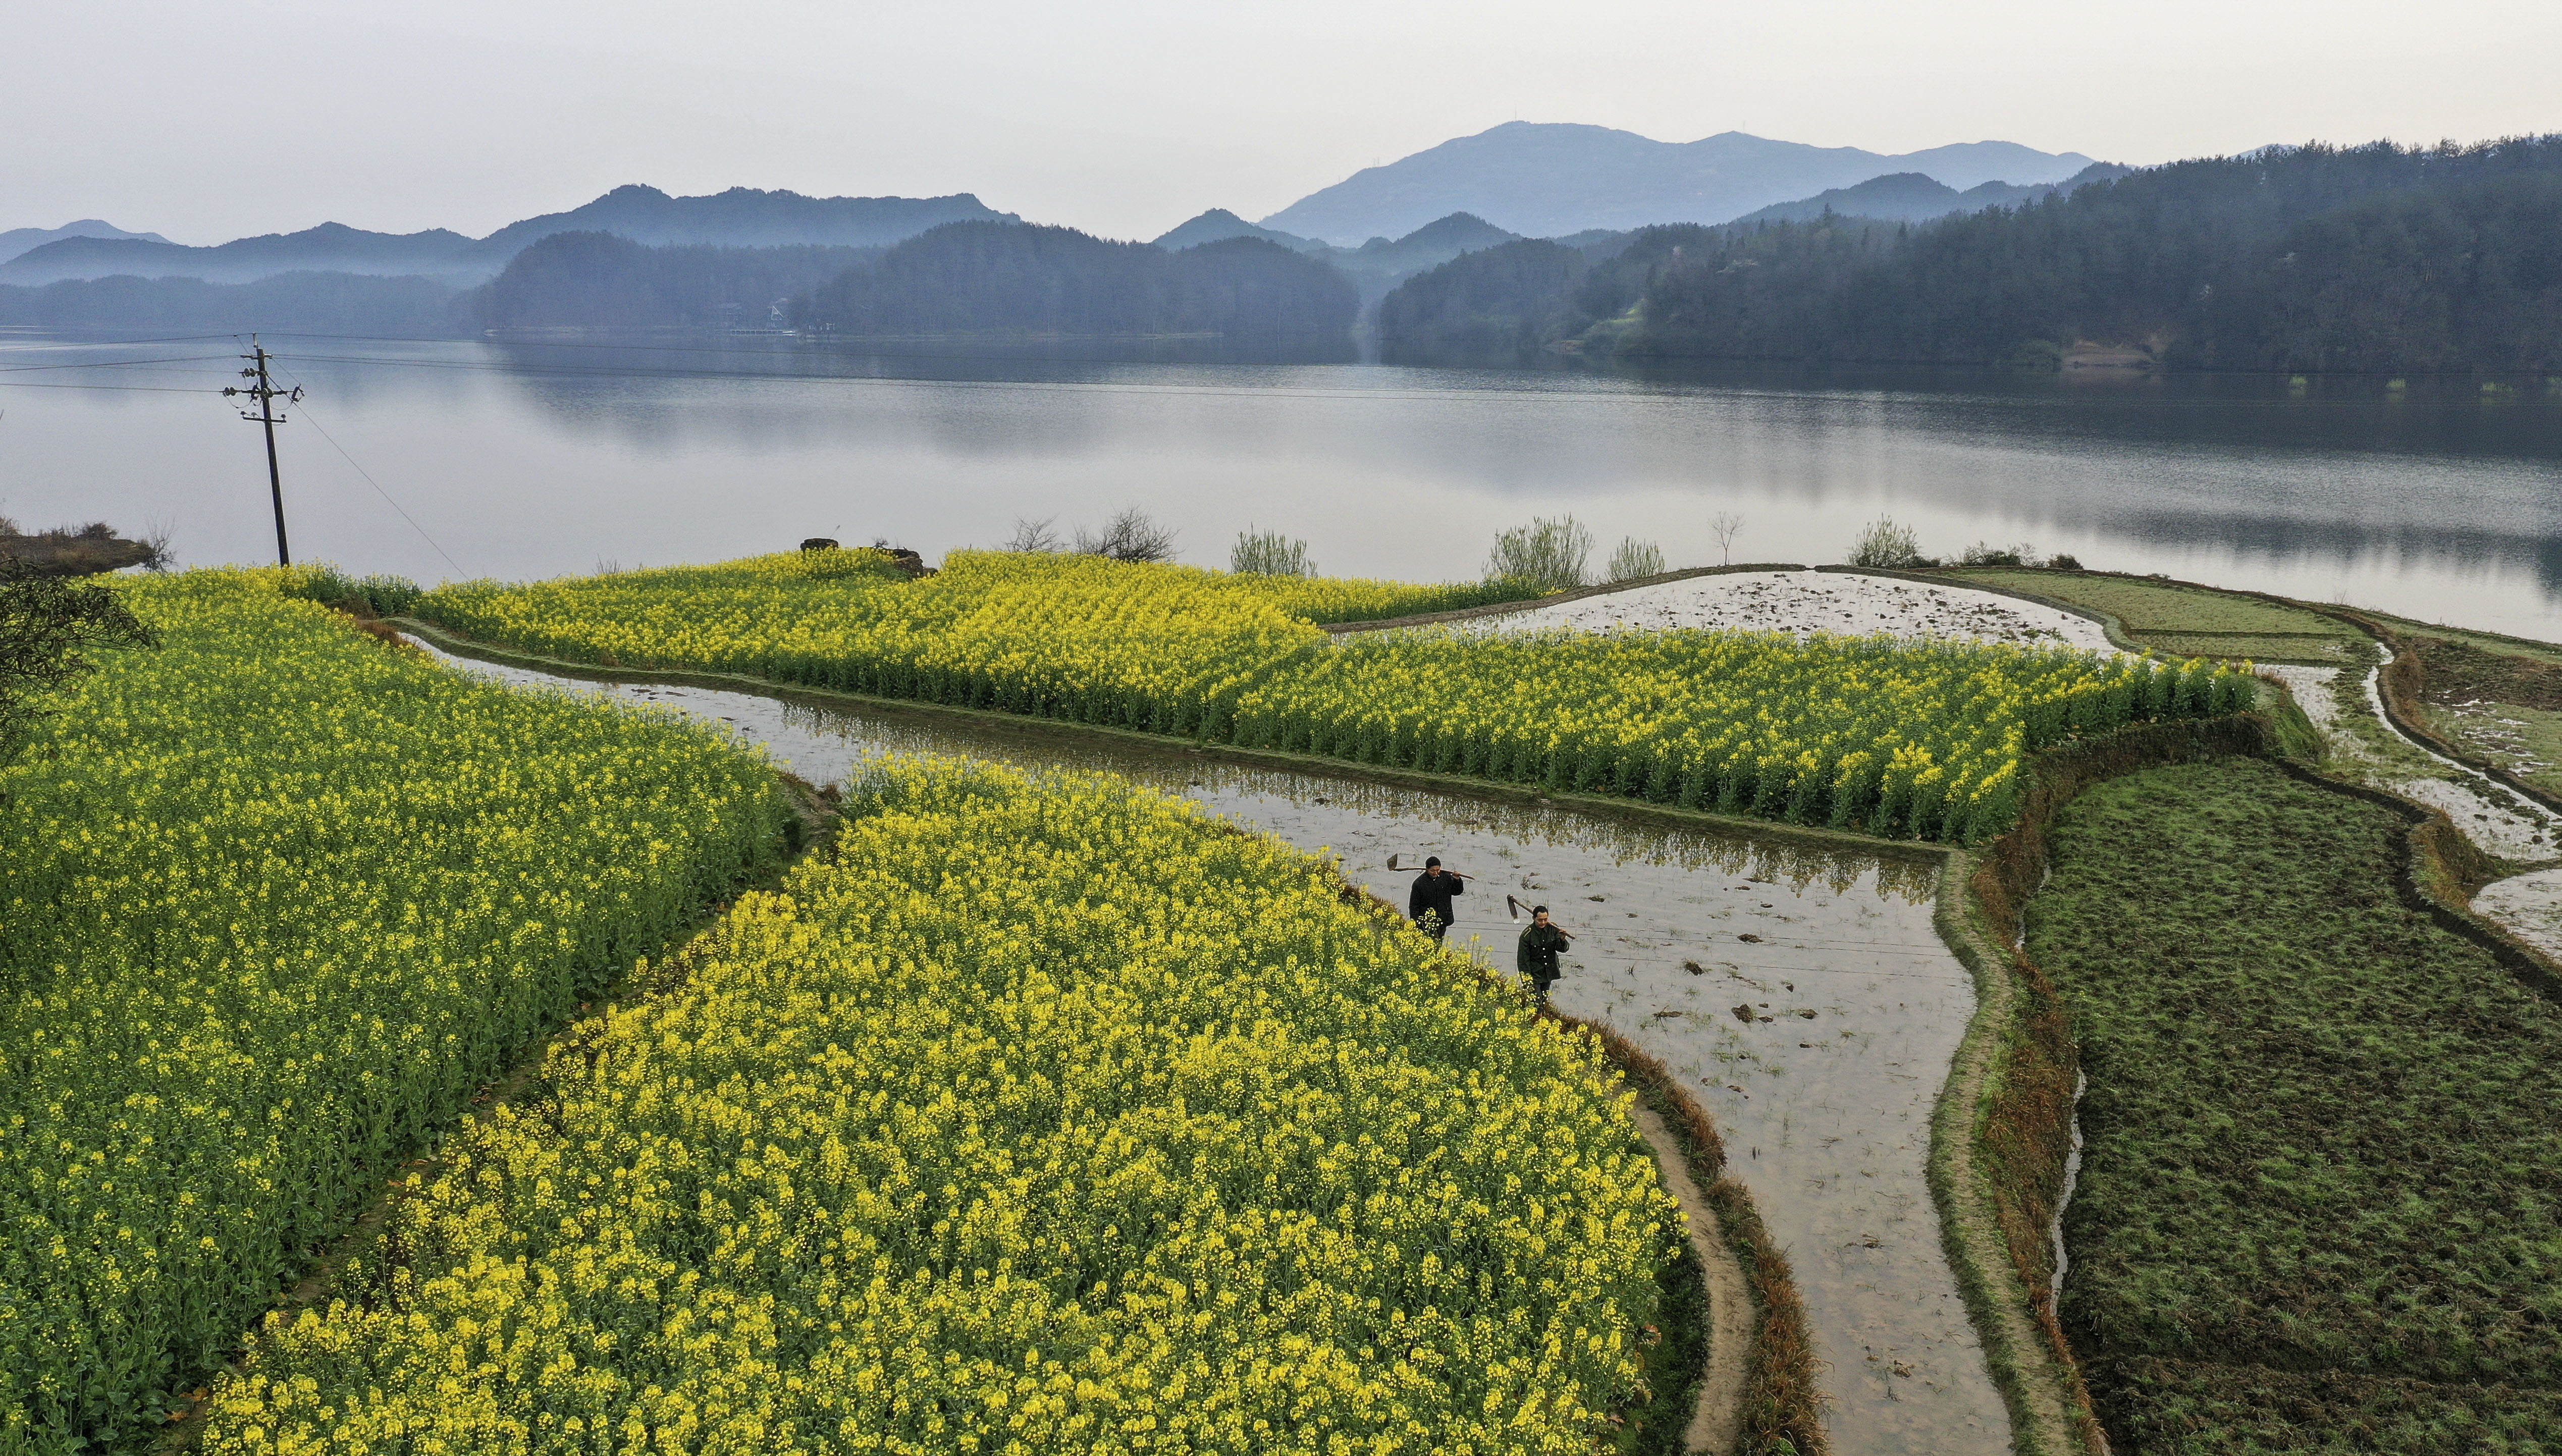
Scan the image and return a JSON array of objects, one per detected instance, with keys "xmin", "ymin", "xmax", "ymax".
[
  {"xmin": 1259, "ymin": 122, "xmax": 2098, "ymax": 242},
  {"xmin": 1375, "ymin": 137, "xmax": 2562, "ymax": 375},
  {"xmin": 1149, "ymin": 209, "xmax": 1327, "ymax": 254},
  {"xmin": 1727, "ymin": 163, "xmax": 2132, "ymax": 227},
  {"xmin": 16, "ymin": 126, "xmax": 2547, "ymax": 377},
  {"xmin": 0, "ymin": 186, "xmax": 1015, "ymax": 288},
  {"xmin": 0, "ymin": 220, "xmax": 169, "ymax": 265}
]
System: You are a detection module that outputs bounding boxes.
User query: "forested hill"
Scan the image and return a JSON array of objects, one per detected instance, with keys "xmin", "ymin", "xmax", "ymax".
[
  {"xmin": 1377, "ymin": 137, "xmax": 2562, "ymax": 373},
  {"xmin": 794, "ymin": 222, "xmax": 1358, "ymax": 344},
  {"xmin": 474, "ymin": 232, "xmax": 875, "ymax": 329}
]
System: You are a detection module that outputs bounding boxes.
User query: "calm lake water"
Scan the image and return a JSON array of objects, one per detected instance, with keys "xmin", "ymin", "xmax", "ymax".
[{"xmin": 6, "ymin": 329, "xmax": 2561, "ymax": 635}]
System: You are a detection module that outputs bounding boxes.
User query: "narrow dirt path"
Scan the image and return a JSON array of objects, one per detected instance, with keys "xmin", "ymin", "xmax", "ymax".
[{"xmin": 1630, "ymin": 1103, "xmax": 1755, "ymax": 1454}]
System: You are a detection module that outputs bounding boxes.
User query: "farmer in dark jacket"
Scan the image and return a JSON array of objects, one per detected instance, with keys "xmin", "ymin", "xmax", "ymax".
[
  {"xmin": 1516, "ymin": 906, "xmax": 1571, "ymax": 1004},
  {"xmin": 1408, "ymin": 856, "xmax": 1464, "ymax": 941}
]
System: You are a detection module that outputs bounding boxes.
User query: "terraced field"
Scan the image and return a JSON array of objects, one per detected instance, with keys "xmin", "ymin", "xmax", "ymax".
[
  {"xmin": 1945, "ymin": 569, "xmax": 2366, "ymax": 665},
  {"xmin": 2031, "ymin": 757, "xmax": 2562, "ymax": 1450}
]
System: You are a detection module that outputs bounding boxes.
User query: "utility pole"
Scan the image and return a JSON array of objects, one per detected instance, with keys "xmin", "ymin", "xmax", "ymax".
[{"xmin": 222, "ymin": 336, "xmax": 302, "ymax": 565}]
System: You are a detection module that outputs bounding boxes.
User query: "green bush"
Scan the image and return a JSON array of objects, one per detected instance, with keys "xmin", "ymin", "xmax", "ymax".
[
  {"xmin": 1231, "ymin": 525, "xmax": 1314, "ymax": 577},
  {"xmin": 1604, "ymin": 536, "xmax": 1667, "ymax": 582},
  {"xmin": 1485, "ymin": 515, "xmax": 1592, "ymax": 593}
]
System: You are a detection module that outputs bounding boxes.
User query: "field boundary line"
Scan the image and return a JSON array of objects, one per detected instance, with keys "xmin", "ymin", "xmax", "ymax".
[
  {"xmin": 2328, "ymin": 605, "xmax": 2562, "ymax": 825},
  {"xmin": 1331, "ymin": 883, "xmax": 1794, "ymax": 1452},
  {"xmin": 1907, "ymin": 565, "xmax": 2375, "ymax": 665}
]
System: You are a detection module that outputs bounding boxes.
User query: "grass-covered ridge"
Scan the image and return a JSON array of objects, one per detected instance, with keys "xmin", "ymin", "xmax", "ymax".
[
  {"xmin": 0, "ymin": 570, "xmax": 790, "ymax": 1454},
  {"xmin": 203, "ymin": 759, "xmax": 1689, "ymax": 1454},
  {"xmin": 1946, "ymin": 567, "xmax": 2365, "ymax": 665},
  {"xmin": 2030, "ymin": 757, "xmax": 2562, "ymax": 1450},
  {"xmin": 416, "ymin": 552, "xmax": 2257, "ymax": 843}
]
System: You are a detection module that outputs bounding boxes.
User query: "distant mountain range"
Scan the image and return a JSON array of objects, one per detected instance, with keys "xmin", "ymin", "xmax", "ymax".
[
  {"xmin": 0, "ymin": 219, "xmax": 168, "ymax": 264},
  {"xmin": 1727, "ymin": 164, "xmax": 2132, "ymax": 227},
  {"xmin": 1149, "ymin": 209, "xmax": 1327, "ymax": 254},
  {"xmin": 1258, "ymin": 122, "xmax": 2098, "ymax": 242},
  {"xmin": 2, "ymin": 126, "xmax": 2120, "ymax": 338},
  {"xmin": 1152, "ymin": 208, "xmax": 1524, "ymax": 302},
  {"xmin": 0, "ymin": 186, "xmax": 1017, "ymax": 287}
]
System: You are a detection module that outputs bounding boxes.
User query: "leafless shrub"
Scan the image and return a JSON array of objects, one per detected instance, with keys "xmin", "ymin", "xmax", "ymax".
[
  {"xmin": 1004, "ymin": 517, "xmax": 1064, "ymax": 553},
  {"xmin": 1075, "ymin": 506, "xmax": 1178, "ymax": 563}
]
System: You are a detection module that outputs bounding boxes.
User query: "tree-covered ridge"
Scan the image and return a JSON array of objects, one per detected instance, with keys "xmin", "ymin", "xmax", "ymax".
[
  {"xmin": 1377, "ymin": 136, "xmax": 2562, "ymax": 373},
  {"xmin": 794, "ymin": 222, "xmax": 1358, "ymax": 342},
  {"xmin": 475, "ymin": 231, "xmax": 879, "ymax": 329}
]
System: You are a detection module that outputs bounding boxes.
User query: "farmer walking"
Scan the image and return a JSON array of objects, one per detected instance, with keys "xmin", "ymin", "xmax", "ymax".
[
  {"xmin": 1408, "ymin": 856, "xmax": 1465, "ymax": 941},
  {"xmin": 1516, "ymin": 905, "xmax": 1571, "ymax": 1005}
]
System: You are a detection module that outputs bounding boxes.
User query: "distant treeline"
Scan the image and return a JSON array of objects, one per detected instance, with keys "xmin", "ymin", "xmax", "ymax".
[
  {"xmin": 472, "ymin": 232, "xmax": 877, "ymax": 329},
  {"xmin": 0, "ymin": 272, "xmax": 463, "ymax": 332},
  {"xmin": 1380, "ymin": 137, "xmax": 2562, "ymax": 373},
  {"xmin": 794, "ymin": 222, "xmax": 1359, "ymax": 344}
]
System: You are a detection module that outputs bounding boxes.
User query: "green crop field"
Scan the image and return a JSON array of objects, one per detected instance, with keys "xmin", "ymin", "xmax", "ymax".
[
  {"xmin": 1947, "ymin": 569, "xmax": 2364, "ymax": 664},
  {"xmin": 2380, "ymin": 623, "xmax": 2562, "ymax": 796},
  {"xmin": 2030, "ymin": 757, "xmax": 2562, "ymax": 1450},
  {"xmin": 0, "ymin": 570, "xmax": 788, "ymax": 1454}
]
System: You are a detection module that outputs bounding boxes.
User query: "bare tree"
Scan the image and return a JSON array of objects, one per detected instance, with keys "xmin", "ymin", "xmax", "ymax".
[
  {"xmin": 1709, "ymin": 511, "xmax": 1746, "ymax": 566},
  {"xmin": 137, "ymin": 520, "xmax": 176, "ymax": 573},
  {"xmin": 1003, "ymin": 517, "xmax": 1064, "ymax": 553},
  {"xmin": 1075, "ymin": 506, "xmax": 1179, "ymax": 563}
]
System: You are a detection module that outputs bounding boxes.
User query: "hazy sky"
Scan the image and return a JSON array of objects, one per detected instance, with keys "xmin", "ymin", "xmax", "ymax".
[{"xmin": 9, "ymin": 0, "xmax": 2558, "ymax": 244}]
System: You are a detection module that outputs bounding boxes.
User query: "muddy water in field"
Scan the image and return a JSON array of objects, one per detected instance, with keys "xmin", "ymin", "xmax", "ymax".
[{"xmin": 424, "ymin": 645, "xmax": 2008, "ymax": 1456}]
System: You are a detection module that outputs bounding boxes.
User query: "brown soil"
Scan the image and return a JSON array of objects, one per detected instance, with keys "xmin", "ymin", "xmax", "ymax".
[
  {"xmin": 2410, "ymin": 634, "xmax": 2562, "ymax": 712},
  {"xmin": 1631, "ymin": 1104, "xmax": 1756, "ymax": 1454},
  {"xmin": 0, "ymin": 527, "xmax": 157, "ymax": 576}
]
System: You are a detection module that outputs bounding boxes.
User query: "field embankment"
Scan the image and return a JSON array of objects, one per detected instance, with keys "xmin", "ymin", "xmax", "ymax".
[
  {"xmin": 0, "ymin": 570, "xmax": 790, "ymax": 1453},
  {"xmin": 200, "ymin": 759, "xmax": 1703, "ymax": 1453}
]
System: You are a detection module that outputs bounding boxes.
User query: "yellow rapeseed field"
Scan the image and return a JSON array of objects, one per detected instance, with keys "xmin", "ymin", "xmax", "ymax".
[
  {"xmin": 201, "ymin": 760, "xmax": 1682, "ymax": 1455},
  {"xmin": 0, "ymin": 570, "xmax": 788, "ymax": 1455},
  {"xmin": 419, "ymin": 552, "xmax": 2256, "ymax": 842}
]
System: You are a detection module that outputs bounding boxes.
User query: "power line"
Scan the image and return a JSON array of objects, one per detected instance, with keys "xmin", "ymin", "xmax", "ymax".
[
  {"xmin": 0, "ymin": 354, "xmax": 237, "ymax": 373},
  {"xmin": 0, "ymin": 333, "xmax": 259, "ymax": 349},
  {"xmin": 263, "ymin": 355, "xmax": 469, "ymax": 578},
  {"xmin": 0, "ymin": 381, "xmax": 226, "ymax": 394}
]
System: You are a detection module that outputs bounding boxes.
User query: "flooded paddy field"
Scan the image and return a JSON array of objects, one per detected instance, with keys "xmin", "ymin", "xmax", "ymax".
[{"xmin": 423, "ymin": 644, "xmax": 2009, "ymax": 1455}]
